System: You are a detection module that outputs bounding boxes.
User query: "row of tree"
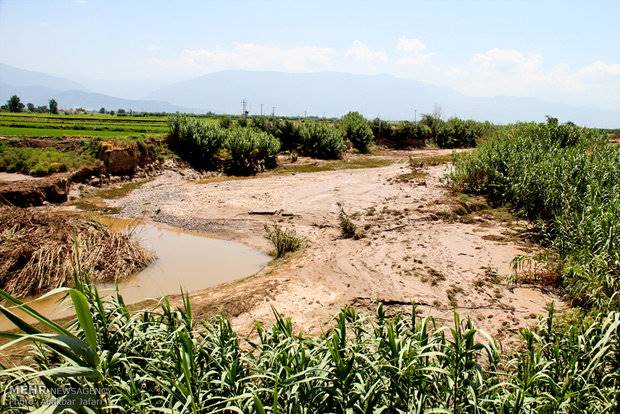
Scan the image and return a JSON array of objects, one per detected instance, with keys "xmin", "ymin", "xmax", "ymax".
[{"xmin": 1, "ymin": 95, "xmax": 58, "ymax": 114}]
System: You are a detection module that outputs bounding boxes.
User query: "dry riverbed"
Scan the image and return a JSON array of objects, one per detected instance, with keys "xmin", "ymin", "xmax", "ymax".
[{"xmin": 104, "ymin": 148, "xmax": 564, "ymax": 342}]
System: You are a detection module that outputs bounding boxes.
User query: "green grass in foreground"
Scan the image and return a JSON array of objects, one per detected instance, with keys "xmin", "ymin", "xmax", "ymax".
[{"xmin": 0, "ymin": 281, "xmax": 618, "ymax": 413}]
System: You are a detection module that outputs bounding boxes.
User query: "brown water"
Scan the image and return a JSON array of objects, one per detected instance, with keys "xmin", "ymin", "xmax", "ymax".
[{"xmin": 0, "ymin": 221, "xmax": 270, "ymax": 331}]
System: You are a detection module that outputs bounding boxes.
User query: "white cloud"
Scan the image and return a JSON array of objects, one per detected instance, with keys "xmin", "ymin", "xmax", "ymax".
[
  {"xmin": 396, "ymin": 37, "xmax": 434, "ymax": 66},
  {"xmin": 441, "ymin": 48, "xmax": 620, "ymax": 109},
  {"xmin": 577, "ymin": 60, "xmax": 620, "ymax": 80},
  {"xmin": 345, "ymin": 40, "xmax": 387, "ymax": 64},
  {"xmin": 154, "ymin": 42, "xmax": 336, "ymax": 73},
  {"xmin": 470, "ymin": 48, "xmax": 543, "ymax": 74},
  {"xmin": 146, "ymin": 44, "xmax": 161, "ymax": 52},
  {"xmin": 397, "ymin": 37, "xmax": 426, "ymax": 54}
]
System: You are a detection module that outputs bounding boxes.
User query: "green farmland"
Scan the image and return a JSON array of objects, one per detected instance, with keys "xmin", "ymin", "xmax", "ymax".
[
  {"xmin": 0, "ymin": 112, "xmax": 169, "ymax": 138},
  {"xmin": 0, "ymin": 113, "xmax": 171, "ymax": 175}
]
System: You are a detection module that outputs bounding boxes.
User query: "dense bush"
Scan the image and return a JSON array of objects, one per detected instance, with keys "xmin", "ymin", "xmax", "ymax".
[
  {"xmin": 339, "ymin": 112, "xmax": 374, "ymax": 153},
  {"xmin": 225, "ymin": 127, "xmax": 280, "ymax": 175},
  {"xmin": 392, "ymin": 121, "xmax": 431, "ymax": 148},
  {"xmin": 370, "ymin": 117, "xmax": 393, "ymax": 143},
  {"xmin": 251, "ymin": 117, "xmax": 301, "ymax": 151},
  {"xmin": 1, "ymin": 283, "xmax": 618, "ymax": 413},
  {"xmin": 168, "ymin": 115, "xmax": 227, "ymax": 169},
  {"xmin": 419, "ymin": 113, "xmax": 443, "ymax": 138},
  {"xmin": 168, "ymin": 115, "xmax": 279, "ymax": 175},
  {"xmin": 450, "ymin": 121, "xmax": 620, "ymax": 309},
  {"xmin": 435, "ymin": 118, "xmax": 479, "ymax": 148},
  {"xmin": 299, "ymin": 121, "xmax": 346, "ymax": 159},
  {"xmin": 419, "ymin": 115, "xmax": 491, "ymax": 148}
]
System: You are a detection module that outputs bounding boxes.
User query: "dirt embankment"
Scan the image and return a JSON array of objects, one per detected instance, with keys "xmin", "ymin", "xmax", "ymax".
[
  {"xmin": 110, "ymin": 149, "xmax": 564, "ymax": 340},
  {"xmin": 0, "ymin": 137, "xmax": 165, "ymax": 207},
  {"xmin": 0, "ymin": 174, "xmax": 70, "ymax": 207}
]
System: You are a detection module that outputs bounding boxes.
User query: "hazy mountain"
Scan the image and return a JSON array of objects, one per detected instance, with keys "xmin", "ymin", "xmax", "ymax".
[
  {"xmin": 0, "ymin": 82, "xmax": 191, "ymax": 113},
  {"xmin": 148, "ymin": 70, "xmax": 619, "ymax": 128},
  {"xmin": 0, "ymin": 63, "xmax": 191, "ymax": 113},
  {"xmin": 0, "ymin": 63, "xmax": 84, "ymax": 91},
  {"xmin": 1, "ymin": 64, "xmax": 617, "ymax": 127}
]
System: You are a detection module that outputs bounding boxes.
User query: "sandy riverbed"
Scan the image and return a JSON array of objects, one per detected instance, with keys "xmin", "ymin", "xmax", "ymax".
[{"xmin": 108, "ymin": 149, "xmax": 564, "ymax": 340}]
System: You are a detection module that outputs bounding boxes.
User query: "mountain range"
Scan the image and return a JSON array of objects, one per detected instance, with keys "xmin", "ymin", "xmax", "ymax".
[{"xmin": 1, "ymin": 63, "xmax": 618, "ymax": 127}]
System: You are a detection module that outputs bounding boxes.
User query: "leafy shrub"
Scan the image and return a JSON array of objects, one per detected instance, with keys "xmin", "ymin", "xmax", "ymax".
[
  {"xmin": 435, "ymin": 118, "xmax": 479, "ymax": 148},
  {"xmin": 225, "ymin": 127, "xmax": 280, "ymax": 175},
  {"xmin": 370, "ymin": 117, "xmax": 393, "ymax": 143},
  {"xmin": 251, "ymin": 117, "xmax": 301, "ymax": 151},
  {"xmin": 339, "ymin": 112, "xmax": 374, "ymax": 153},
  {"xmin": 419, "ymin": 113, "xmax": 444, "ymax": 138},
  {"xmin": 219, "ymin": 116, "xmax": 233, "ymax": 128},
  {"xmin": 299, "ymin": 121, "xmax": 346, "ymax": 159},
  {"xmin": 168, "ymin": 114, "xmax": 227, "ymax": 168},
  {"xmin": 263, "ymin": 224, "xmax": 303, "ymax": 257},
  {"xmin": 1, "ymin": 282, "xmax": 619, "ymax": 413},
  {"xmin": 450, "ymin": 121, "xmax": 620, "ymax": 309},
  {"xmin": 391, "ymin": 121, "xmax": 431, "ymax": 148},
  {"xmin": 168, "ymin": 115, "xmax": 279, "ymax": 175}
]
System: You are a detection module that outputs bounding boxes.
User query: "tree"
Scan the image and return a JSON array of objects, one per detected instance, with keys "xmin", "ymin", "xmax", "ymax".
[
  {"xmin": 99, "ymin": 107, "xmax": 106, "ymax": 114},
  {"xmin": 49, "ymin": 99, "xmax": 58, "ymax": 114},
  {"xmin": 36, "ymin": 105, "xmax": 48, "ymax": 113},
  {"xmin": 27, "ymin": 103, "xmax": 35, "ymax": 112},
  {"xmin": 7, "ymin": 95, "xmax": 25, "ymax": 112}
]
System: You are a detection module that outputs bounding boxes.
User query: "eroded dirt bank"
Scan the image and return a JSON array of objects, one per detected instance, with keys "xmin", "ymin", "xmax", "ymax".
[{"xmin": 110, "ymin": 149, "xmax": 563, "ymax": 340}]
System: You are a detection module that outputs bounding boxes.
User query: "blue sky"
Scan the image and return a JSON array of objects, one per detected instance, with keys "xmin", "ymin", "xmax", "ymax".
[{"xmin": 1, "ymin": 0, "xmax": 619, "ymax": 108}]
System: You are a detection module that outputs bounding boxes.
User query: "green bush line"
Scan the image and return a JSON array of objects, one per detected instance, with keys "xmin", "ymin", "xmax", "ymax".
[
  {"xmin": 450, "ymin": 120, "xmax": 620, "ymax": 309},
  {"xmin": 168, "ymin": 115, "xmax": 280, "ymax": 175},
  {"xmin": 0, "ymin": 282, "xmax": 618, "ymax": 413}
]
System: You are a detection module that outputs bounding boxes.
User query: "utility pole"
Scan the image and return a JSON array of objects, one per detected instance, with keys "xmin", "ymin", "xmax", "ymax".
[
  {"xmin": 260, "ymin": 104, "xmax": 263, "ymax": 116},
  {"xmin": 272, "ymin": 106, "xmax": 276, "ymax": 117},
  {"xmin": 241, "ymin": 99, "xmax": 248, "ymax": 117},
  {"xmin": 414, "ymin": 109, "xmax": 417, "ymax": 123}
]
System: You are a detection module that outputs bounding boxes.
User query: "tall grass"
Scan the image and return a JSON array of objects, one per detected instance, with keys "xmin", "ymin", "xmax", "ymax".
[
  {"xmin": 1, "ymin": 281, "xmax": 618, "ymax": 413},
  {"xmin": 450, "ymin": 121, "xmax": 620, "ymax": 309}
]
